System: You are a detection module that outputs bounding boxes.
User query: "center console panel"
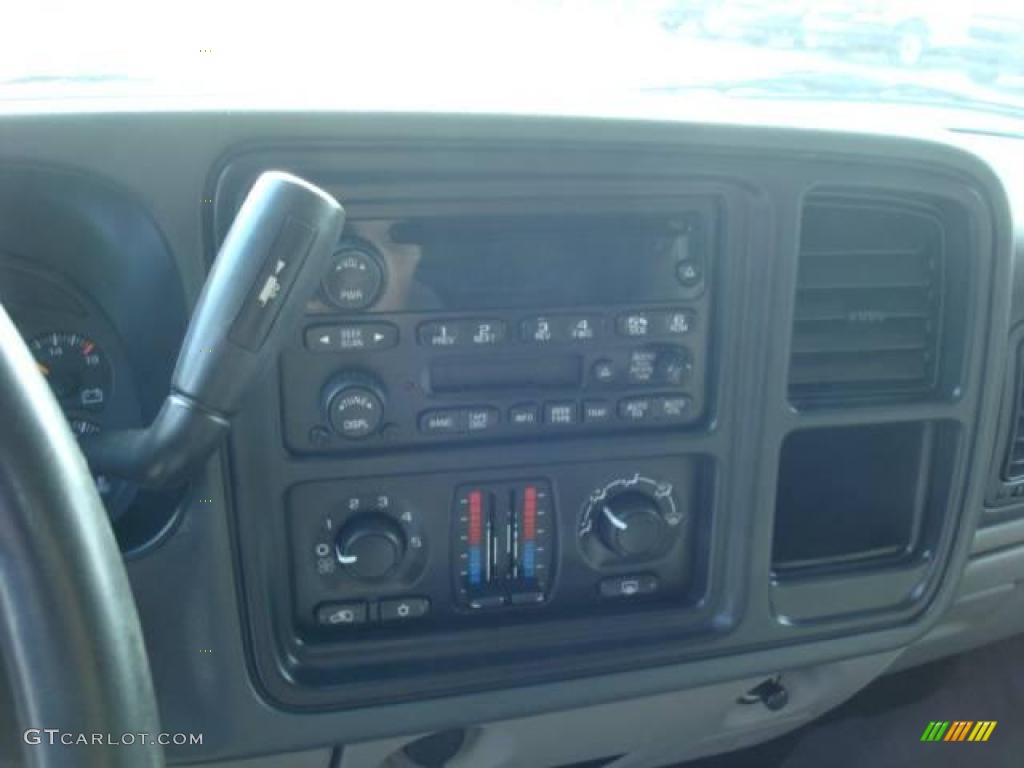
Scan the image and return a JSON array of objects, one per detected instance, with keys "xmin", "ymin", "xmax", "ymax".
[{"xmin": 217, "ymin": 136, "xmax": 1004, "ymax": 713}]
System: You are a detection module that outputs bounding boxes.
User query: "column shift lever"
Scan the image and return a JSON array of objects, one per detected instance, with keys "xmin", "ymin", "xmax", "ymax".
[{"xmin": 83, "ymin": 171, "xmax": 345, "ymax": 488}]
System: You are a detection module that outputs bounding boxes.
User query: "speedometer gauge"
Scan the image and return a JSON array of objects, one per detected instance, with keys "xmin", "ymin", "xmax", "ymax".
[{"xmin": 29, "ymin": 331, "xmax": 111, "ymax": 411}]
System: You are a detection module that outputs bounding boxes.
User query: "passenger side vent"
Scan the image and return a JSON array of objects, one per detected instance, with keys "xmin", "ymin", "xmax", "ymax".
[
  {"xmin": 986, "ymin": 336, "xmax": 1024, "ymax": 512},
  {"xmin": 789, "ymin": 197, "xmax": 945, "ymax": 406},
  {"xmin": 1002, "ymin": 344, "xmax": 1024, "ymax": 483}
]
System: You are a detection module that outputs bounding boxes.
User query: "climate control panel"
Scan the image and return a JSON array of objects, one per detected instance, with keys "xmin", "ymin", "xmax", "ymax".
[{"xmin": 288, "ymin": 456, "xmax": 706, "ymax": 638}]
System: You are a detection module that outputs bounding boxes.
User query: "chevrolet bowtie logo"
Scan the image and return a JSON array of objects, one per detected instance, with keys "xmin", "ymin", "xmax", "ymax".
[{"xmin": 921, "ymin": 721, "xmax": 997, "ymax": 742}]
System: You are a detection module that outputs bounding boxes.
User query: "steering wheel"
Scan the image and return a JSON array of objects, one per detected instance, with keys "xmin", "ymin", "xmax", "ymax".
[{"xmin": 0, "ymin": 305, "xmax": 163, "ymax": 768}]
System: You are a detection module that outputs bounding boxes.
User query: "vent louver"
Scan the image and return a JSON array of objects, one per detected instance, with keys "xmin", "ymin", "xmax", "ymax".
[
  {"xmin": 789, "ymin": 198, "xmax": 945, "ymax": 406},
  {"xmin": 1003, "ymin": 346, "xmax": 1024, "ymax": 483}
]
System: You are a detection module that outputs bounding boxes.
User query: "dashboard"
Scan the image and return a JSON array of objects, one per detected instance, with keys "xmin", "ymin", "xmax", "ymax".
[{"xmin": 0, "ymin": 112, "xmax": 1023, "ymax": 767}]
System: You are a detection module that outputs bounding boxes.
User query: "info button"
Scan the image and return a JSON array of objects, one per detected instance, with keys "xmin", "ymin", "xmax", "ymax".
[{"xmin": 509, "ymin": 403, "xmax": 541, "ymax": 427}]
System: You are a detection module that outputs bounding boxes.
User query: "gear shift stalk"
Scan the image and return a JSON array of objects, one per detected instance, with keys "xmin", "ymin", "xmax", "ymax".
[{"xmin": 83, "ymin": 171, "xmax": 345, "ymax": 488}]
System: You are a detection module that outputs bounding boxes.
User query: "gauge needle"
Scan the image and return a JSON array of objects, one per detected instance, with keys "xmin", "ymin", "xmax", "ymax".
[{"xmin": 36, "ymin": 362, "xmax": 50, "ymax": 376}]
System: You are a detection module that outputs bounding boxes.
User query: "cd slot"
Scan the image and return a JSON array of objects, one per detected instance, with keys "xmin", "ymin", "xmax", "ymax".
[{"xmin": 430, "ymin": 355, "xmax": 582, "ymax": 394}]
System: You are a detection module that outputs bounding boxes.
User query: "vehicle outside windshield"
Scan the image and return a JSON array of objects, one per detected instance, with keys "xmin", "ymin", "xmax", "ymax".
[{"xmin": 3, "ymin": 0, "xmax": 1023, "ymax": 127}]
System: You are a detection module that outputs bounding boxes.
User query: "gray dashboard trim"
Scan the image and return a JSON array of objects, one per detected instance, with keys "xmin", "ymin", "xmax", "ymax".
[{"xmin": 0, "ymin": 112, "xmax": 1015, "ymax": 762}]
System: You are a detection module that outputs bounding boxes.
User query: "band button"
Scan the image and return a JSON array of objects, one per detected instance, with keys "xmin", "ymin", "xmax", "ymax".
[{"xmin": 419, "ymin": 409, "xmax": 467, "ymax": 433}]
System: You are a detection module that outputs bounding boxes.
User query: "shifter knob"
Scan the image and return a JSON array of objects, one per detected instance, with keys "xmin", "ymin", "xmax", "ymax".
[
  {"xmin": 173, "ymin": 171, "xmax": 346, "ymax": 415},
  {"xmin": 83, "ymin": 172, "xmax": 345, "ymax": 488}
]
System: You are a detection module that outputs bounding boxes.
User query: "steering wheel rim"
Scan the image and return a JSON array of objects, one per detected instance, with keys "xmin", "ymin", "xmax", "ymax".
[{"xmin": 0, "ymin": 305, "xmax": 163, "ymax": 768}]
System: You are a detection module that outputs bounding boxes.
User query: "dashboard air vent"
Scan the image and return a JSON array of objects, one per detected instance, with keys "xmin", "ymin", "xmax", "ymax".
[
  {"xmin": 789, "ymin": 198, "xmax": 944, "ymax": 406},
  {"xmin": 1002, "ymin": 344, "xmax": 1024, "ymax": 484}
]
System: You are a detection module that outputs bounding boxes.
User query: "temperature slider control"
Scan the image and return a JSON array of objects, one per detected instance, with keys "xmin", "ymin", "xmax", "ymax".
[{"xmin": 454, "ymin": 480, "xmax": 554, "ymax": 610}]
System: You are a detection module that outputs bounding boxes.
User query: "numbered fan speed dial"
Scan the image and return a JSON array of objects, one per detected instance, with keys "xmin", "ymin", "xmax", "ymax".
[
  {"xmin": 335, "ymin": 514, "xmax": 407, "ymax": 582},
  {"xmin": 303, "ymin": 491, "xmax": 428, "ymax": 589}
]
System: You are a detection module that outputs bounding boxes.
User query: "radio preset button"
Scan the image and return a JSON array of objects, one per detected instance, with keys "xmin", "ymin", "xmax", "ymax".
[
  {"xmin": 464, "ymin": 319, "xmax": 507, "ymax": 346},
  {"xmin": 419, "ymin": 409, "xmax": 467, "ymax": 433},
  {"xmin": 618, "ymin": 397, "xmax": 653, "ymax": 421},
  {"xmin": 582, "ymin": 400, "xmax": 612, "ymax": 423},
  {"xmin": 544, "ymin": 401, "xmax": 578, "ymax": 426},
  {"xmin": 658, "ymin": 310, "xmax": 696, "ymax": 336},
  {"xmin": 617, "ymin": 311, "xmax": 653, "ymax": 338},
  {"xmin": 564, "ymin": 315, "xmax": 601, "ymax": 342},
  {"xmin": 509, "ymin": 403, "xmax": 540, "ymax": 426},
  {"xmin": 418, "ymin": 321, "xmax": 461, "ymax": 348},
  {"xmin": 466, "ymin": 407, "xmax": 500, "ymax": 432},
  {"xmin": 521, "ymin": 316, "xmax": 557, "ymax": 344}
]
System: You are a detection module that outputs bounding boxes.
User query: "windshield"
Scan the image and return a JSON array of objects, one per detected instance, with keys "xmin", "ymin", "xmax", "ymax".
[{"xmin": 4, "ymin": 0, "xmax": 1024, "ymax": 129}]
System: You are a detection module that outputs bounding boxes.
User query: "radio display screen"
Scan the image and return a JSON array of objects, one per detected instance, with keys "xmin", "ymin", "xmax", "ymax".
[{"xmin": 393, "ymin": 214, "xmax": 700, "ymax": 310}]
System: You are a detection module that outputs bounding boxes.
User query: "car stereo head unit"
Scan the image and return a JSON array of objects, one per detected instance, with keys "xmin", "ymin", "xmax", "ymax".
[{"xmin": 280, "ymin": 205, "xmax": 715, "ymax": 453}]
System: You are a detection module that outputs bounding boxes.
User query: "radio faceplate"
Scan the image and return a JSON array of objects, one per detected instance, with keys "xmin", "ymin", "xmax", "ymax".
[{"xmin": 280, "ymin": 208, "xmax": 715, "ymax": 453}]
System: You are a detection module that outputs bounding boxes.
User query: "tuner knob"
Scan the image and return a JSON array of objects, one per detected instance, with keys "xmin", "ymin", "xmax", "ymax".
[
  {"xmin": 324, "ymin": 376, "xmax": 386, "ymax": 439},
  {"xmin": 596, "ymin": 491, "xmax": 667, "ymax": 559},
  {"xmin": 335, "ymin": 514, "xmax": 406, "ymax": 581}
]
